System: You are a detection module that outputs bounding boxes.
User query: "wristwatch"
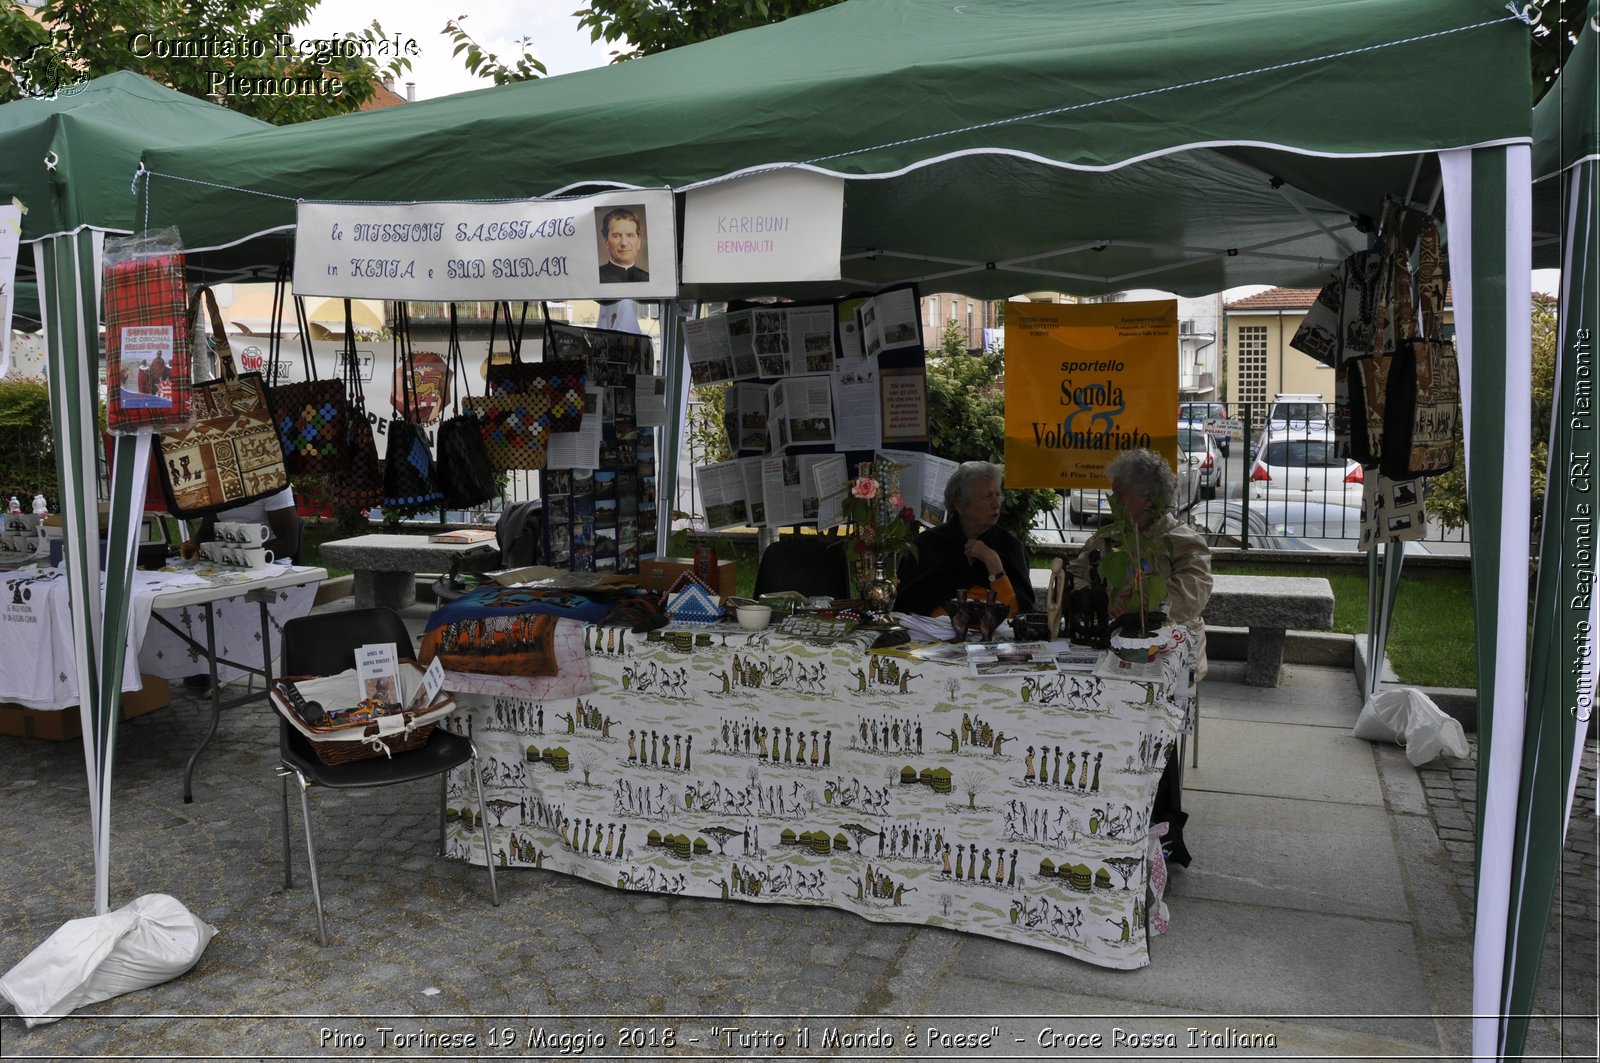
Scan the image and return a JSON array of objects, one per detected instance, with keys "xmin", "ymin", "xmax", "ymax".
[{"xmin": 988, "ymin": 570, "xmax": 1004, "ymax": 584}]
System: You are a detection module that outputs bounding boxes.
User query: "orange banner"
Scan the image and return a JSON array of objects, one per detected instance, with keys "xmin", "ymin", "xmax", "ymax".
[{"xmin": 1003, "ymin": 300, "xmax": 1178, "ymax": 489}]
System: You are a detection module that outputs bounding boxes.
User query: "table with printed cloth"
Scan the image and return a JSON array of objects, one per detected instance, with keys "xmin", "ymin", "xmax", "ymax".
[{"xmin": 434, "ymin": 605, "xmax": 1197, "ymax": 970}]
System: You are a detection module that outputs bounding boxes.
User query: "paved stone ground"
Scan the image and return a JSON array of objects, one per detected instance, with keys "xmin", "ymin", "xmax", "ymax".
[
  {"xmin": 1416, "ymin": 736, "xmax": 1599, "ymax": 1061},
  {"xmin": 1, "ymin": 664, "xmax": 1595, "ymax": 1060}
]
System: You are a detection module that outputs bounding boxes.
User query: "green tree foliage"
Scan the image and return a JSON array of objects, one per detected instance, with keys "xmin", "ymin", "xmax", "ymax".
[
  {"xmin": 442, "ymin": 18, "xmax": 547, "ymax": 85},
  {"xmin": 687, "ymin": 382, "xmax": 733, "ymax": 467},
  {"xmin": 574, "ymin": 0, "xmax": 844, "ymax": 61},
  {"xmin": 1427, "ymin": 297, "xmax": 1556, "ymax": 543},
  {"xmin": 926, "ymin": 323, "xmax": 1057, "ymax": 545},
  {"xmin": 0, "ymin": 376, "xmax": 60, "ymax": 509},
  {"xmin": 0, "ymin": 0, "xmax": 410, "ymax": 124}
]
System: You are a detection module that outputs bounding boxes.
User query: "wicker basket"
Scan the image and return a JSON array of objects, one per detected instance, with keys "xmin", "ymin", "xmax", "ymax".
[{"xmin": 270, "ymin": 662, "xmax": 454, "ymax": 766}]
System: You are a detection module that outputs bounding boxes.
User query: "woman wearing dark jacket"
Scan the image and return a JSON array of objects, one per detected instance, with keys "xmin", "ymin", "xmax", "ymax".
[{"xmin": 894, "ymin": 461, "xmax": 1034, "ymax": 618}]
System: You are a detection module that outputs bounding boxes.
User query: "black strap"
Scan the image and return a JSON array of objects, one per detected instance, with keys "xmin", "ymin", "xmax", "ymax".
[
  {"xmin": 343, "ymin": 300, "xmax": 367, "ymax": 413},
  {"xmin": 293, "ymin": 294, "xmax": 319, "ymax": 381},
  {"xmin": 266, "ymin": 261, "xmax": 289, "ymax": 386},
  {"xmin": 446, "ymin": 304, "xmax": 473, "ymax": 413},
  {"xmin": 392, "ymin": 302, "xmax": 417, "ymax": 421}
]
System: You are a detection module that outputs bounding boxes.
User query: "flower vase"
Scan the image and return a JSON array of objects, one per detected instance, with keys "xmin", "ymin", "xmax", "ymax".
[{"xmin": 859, "ymin": 553, "xmax": 898, "ymax": 618}]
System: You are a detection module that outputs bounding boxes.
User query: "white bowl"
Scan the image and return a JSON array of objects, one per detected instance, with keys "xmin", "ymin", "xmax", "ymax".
[{"xmin": 736, "ymin": 604, "xmax": 773, "ymax": 631}]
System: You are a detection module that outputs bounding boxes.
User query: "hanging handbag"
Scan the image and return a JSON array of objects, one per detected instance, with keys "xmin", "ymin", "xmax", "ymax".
[
  {"xmin": 461, "ymin": 390, "xmax": 553, "ymax": 471},
  {"xmin": 266, "ymin": 268, "xmax": 350, "ymax": 476},
  {"xmin": 1380, "ymin": 218, "xmax": 1460, "ymax": 479},
  {"xmin": 482, "ymin": 302, "xmax": 586, "ymax": 431},
  {"xmin": 382, "ymin": 304, "xmax": 446, "ymax": 515},
  {"xmin": 104, "ymin": 247, "xmax": 193, "ymax": 432},
  {"xmin": 155, "ymin": 288, "xmax": 289, "ymax": 517},
  {"xmin": 483, "ymin": 302, "xmax": 544, "ymax": 396},
  {"xmin": 433, "ymin": 305, "xmax": 500, "ymax": 509},
  {"xmin": 323, "ymin": 301, "xmax": 385, "ymax": 510},
  {"xmin": 1344, "ymin": 208, "xmax": 1408, "ymax": 468},
  {"xmin": 538, "ymin": 310, "xmax": 589, "ymax": 432}
]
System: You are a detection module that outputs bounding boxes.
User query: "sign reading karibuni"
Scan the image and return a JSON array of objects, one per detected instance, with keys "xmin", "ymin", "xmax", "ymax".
[{"xmin": 1003, "ymin": 300, "xmax": 1178, "ymax": 489}]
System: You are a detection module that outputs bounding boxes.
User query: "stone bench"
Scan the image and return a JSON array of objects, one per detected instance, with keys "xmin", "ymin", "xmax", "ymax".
[
  {"xmin": 1029, "ymin": 569, "xmax": 1334, "ymax": 687},
  {"xmin": 317, "ymin": 534, "xmax": 499, "ymax": 610}
]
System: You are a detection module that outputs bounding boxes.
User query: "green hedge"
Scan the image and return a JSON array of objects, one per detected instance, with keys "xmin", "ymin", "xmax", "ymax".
[{"xmin": 0, "ymin": 377, "xmax": 58, "ymax": 509}]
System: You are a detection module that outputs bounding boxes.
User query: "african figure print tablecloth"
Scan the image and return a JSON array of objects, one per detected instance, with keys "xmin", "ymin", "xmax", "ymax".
[{"xmin": 444, "ymin": 625, "xmax": 1193, "ymax": 969}]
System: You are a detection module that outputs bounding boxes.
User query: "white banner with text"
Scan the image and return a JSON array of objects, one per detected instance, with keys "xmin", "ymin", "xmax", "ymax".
[
  {"xmin": 681, "ymin": 170, "xmax": 842, "ymax": 284},
  {"xmin": 293, "ymin": 189, "xmax": 678, "ymax": 301}
]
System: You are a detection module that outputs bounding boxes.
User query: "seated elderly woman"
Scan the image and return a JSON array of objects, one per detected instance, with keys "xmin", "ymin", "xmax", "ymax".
[
  {"xmin": 894, "ymin": 461, "xmax": 1036, "ymax": 618},
  {"xmin": 1070, "ymin": 448, "xmax": 1213, "ymax": 674},
  {"xmin": 1071, "ymin": 448, "xmax": 1211, "ymax": 867}
]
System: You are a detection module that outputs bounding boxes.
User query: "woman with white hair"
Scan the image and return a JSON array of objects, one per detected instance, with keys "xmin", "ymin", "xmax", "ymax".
[
  {"xmin": 1071, "ymin": 447, "xmax": 1211, "ymax": 867},
  {"xmin": 1070, "ymin": 447, "xmax": 1212, "ymax": 672},
  {"xmin": 894, "ymin": 461, "xmax": 1035, "ymax": 617}
]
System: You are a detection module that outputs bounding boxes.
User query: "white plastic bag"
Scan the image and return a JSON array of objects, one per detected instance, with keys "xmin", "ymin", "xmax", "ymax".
[
  {"xmin": 1352, "ymin": 687, "xmax": 1470, "ymax": 765},
  {"xmin": 0, "ymin": 894, "xmax": 216, "ymax": 1027}
]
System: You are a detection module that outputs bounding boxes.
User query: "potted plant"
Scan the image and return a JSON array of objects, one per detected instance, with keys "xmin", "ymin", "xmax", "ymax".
[{"xmin": 1095, "ymin": 496, "xmax": 1176, "ymax": 664}]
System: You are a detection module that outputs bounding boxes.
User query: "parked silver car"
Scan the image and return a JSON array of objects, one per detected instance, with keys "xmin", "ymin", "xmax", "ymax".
[
  {"xmin": 1190, "ymin": 498, "xmax": 1431, "ymax": 553},
  {"xmin": 1068, "ymin": 445, "xmax": 1202, "ymax": 524},
  {"xmin": 1179, "ymin": 425, "xmax": 1220, "ymax": 500}
]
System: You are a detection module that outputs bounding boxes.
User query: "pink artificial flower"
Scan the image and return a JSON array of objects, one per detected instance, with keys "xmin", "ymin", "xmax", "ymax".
[
  {"xmin": 851, "ymin": 477, "xmax": 880, "ymax": 501},
  {"xmin": 888, "ymin": 492, "xmax": 903, "ymax": 509}
]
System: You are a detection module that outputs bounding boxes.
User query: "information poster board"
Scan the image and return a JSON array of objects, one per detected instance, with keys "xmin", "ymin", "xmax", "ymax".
[{"xmin": 1003, "ymin": 300, "xmax": 1178, "ymax": 489}]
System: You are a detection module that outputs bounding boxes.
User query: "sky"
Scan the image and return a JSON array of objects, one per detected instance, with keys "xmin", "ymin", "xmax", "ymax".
[{"xmin": 296, "ymin": 0, "xmax": 617, "ymax": 101}]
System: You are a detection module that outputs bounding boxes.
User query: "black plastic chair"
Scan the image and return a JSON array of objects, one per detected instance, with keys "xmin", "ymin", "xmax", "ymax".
[
  {"xmin": 752, "ymin": 535, "xmax": 852, "ymax": 599},
  {"xmin": 278, "ymin": 606, "xmax": 498, "ymax": 945}
]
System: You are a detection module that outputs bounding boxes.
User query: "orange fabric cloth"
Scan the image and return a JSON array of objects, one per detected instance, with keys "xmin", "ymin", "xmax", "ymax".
[{"xmin": 927, "ymin": 575, "xmax": 1020, "ymax": 618}]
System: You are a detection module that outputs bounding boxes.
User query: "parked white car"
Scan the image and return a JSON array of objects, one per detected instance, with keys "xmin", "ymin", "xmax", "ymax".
[{"xmin": 1243, "ymin": 429, "xmax": 1364, "ymax": 509}]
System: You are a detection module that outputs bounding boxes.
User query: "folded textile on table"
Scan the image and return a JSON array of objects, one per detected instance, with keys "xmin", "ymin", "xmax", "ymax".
[{"xmin": 421, "ymin": 585, "xmax": 653, "ymax": 680}]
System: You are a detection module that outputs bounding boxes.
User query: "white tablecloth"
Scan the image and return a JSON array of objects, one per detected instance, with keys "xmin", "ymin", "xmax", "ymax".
[
  {"xmin": 443, "ymin": 624, "xmax": 1194, "ymax": 969},
  {"xmin": 0, "ymin": 563, "xmax": 319, "ymax": 708}
]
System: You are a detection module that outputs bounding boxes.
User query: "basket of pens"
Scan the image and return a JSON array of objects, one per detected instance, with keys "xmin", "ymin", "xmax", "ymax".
[{"xmin": 270, "ymin": 657, "xmax": 453, "ymax": 765}]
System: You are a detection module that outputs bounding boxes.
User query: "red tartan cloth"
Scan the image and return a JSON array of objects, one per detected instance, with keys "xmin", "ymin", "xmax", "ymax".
[{"xmin": 105, "ymin": 252, "xmax": 191, "ymax": 431}]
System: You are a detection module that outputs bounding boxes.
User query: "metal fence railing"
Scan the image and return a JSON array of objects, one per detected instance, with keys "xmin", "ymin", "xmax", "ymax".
[{"xmin": 1034, "ymin": 404, "xmax": 1473, "ymax": 556}]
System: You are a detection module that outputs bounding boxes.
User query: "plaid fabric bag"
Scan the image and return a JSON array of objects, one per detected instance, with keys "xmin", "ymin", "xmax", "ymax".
[
  {"xmin": 269, "ymin": 283, "xmax": 349, "ymax": 476},
  {"xmin": 155, "ymin": 288, "xmax": 288, "ymax": 516},
  {"xmin": 324, "ymin": 302, "xmax": 384, "ymax": 510},
  {"xmin": 105, "ymin": 250, "xmax": 192, "ymax": 431}
]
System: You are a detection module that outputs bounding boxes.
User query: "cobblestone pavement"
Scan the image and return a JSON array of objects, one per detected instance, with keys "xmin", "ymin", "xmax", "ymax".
[
  {"xmin": 1416, "ymin": 737, "xmax": 1599, "ymax": 1061},
  {"xmin": 1, "ymin": 665, "xmax": 1595, "ymax": 1060}
]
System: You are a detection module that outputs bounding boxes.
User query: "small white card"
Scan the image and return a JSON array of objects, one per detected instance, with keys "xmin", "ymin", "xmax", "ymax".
[
  {"xmin": 406, "ymin": 657, "xmax": 446, "ymax": 714},
  {"xmin": 355, "ymin": 643, "xmax": 402, "ymax": 706}
]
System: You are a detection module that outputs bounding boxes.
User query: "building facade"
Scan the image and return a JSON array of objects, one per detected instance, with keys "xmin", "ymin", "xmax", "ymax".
[{"xmin": 1223, "ymin": 286, "xmax": 1455, "ymax": 426}]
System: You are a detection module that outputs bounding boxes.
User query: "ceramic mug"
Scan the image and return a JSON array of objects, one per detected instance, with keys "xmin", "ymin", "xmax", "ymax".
[
  {"xmin": 233, "ymin": 523, "xmax": 271, "ymax": 547},
  {"xmin": 234, "ymin": 547, "xmax": 274, "ymax": 569},
  {"xmin": 200, "ymin": 541, "xmax": 228, "ymax": 562}
]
